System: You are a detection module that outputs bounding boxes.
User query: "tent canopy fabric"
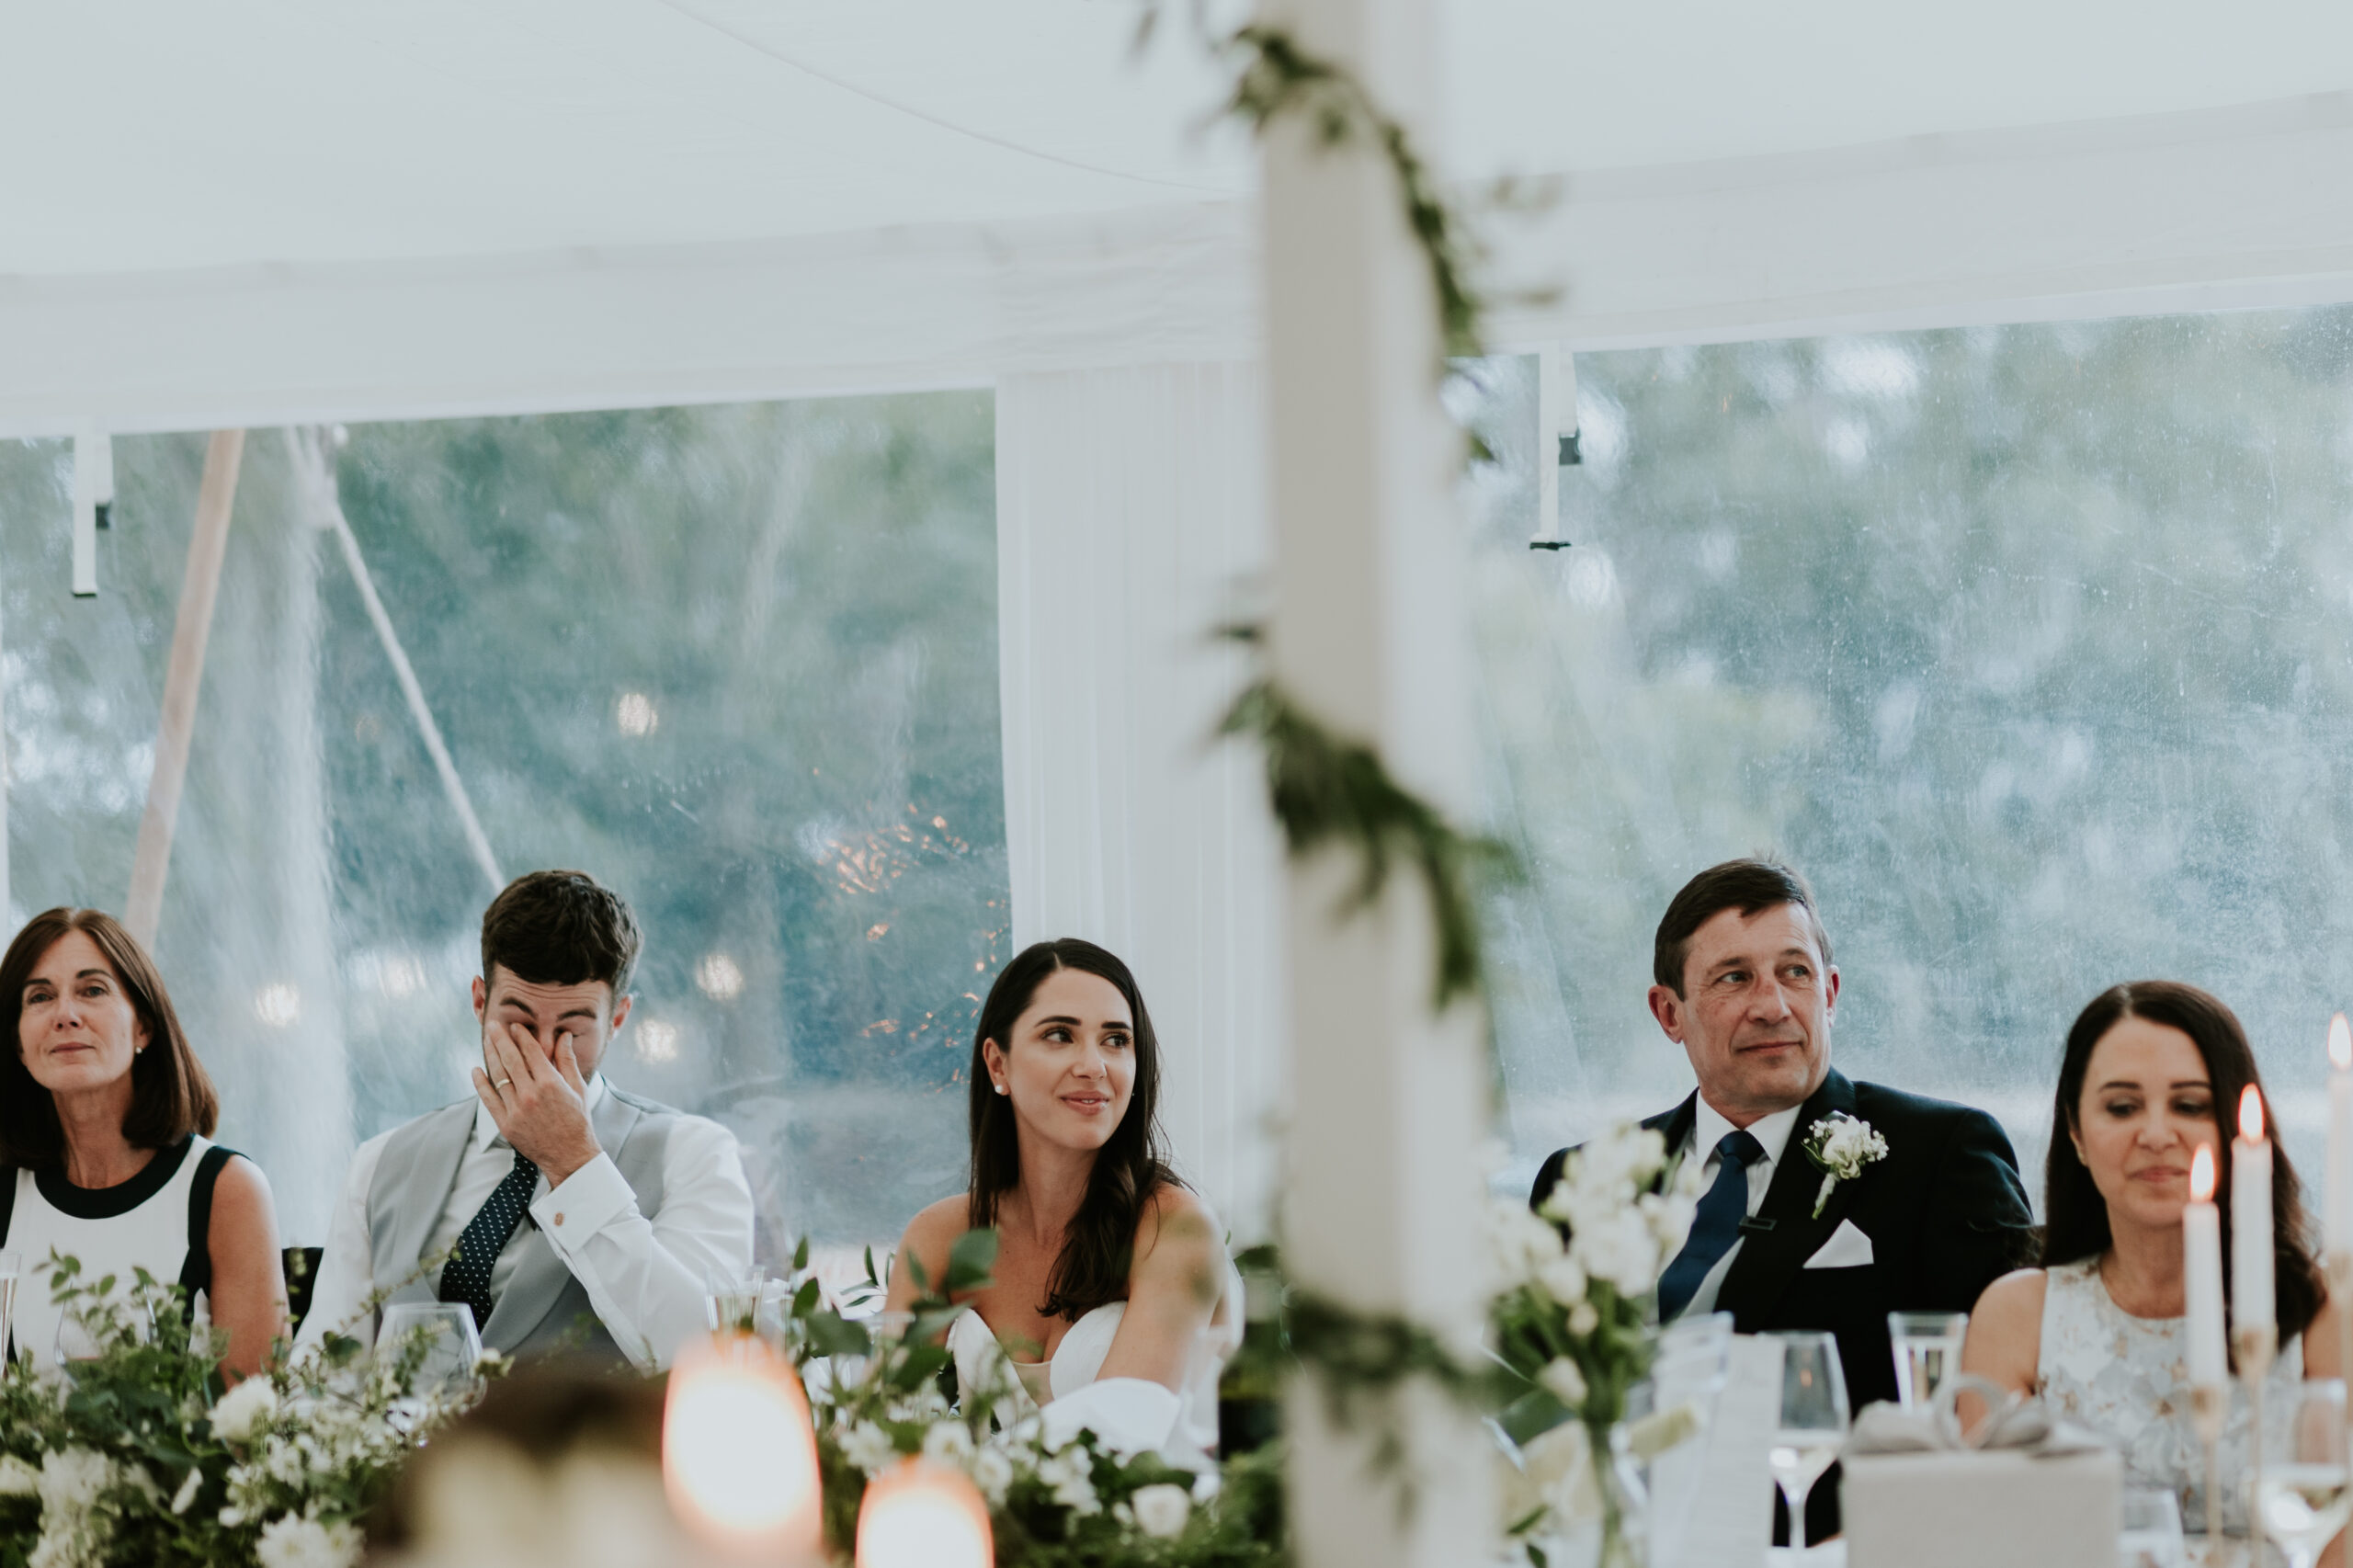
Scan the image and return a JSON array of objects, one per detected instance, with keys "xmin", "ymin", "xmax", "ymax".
[{"xmin": 6, "ymin": 0, "xmax": 2353, "ymax": 433}]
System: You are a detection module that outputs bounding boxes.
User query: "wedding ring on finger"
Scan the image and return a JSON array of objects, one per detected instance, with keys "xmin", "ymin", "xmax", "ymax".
[{"xmin": 494, "ymin": 1077, "xmax": 514, "ymax": 1090}]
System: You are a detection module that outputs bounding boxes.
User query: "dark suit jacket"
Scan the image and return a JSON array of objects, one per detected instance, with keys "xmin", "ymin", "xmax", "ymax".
[{"xmin": 1529, "ymin": 1069, "xmax": 2035, "ymax": 1540}]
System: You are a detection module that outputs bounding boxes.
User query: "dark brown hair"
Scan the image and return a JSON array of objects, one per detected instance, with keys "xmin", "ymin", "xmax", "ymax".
[
  {"xmin": 481, "ymin": 870, "xmax": 641, "ymax": 995},
  {"xmin": 967, "ymin": 938, "xmax": 1180, "ymax": 1321},
  {"xmin": 0, "ymin": 908, "xmax": 218, "ymax": 1166},
  {"xmin": 2042, "ymin": 981, "xmax": 2324, "ymax": 1346},
  {"xmin": 1654, "ymin": 858, "xmax": 1833, "ymax": 996}
]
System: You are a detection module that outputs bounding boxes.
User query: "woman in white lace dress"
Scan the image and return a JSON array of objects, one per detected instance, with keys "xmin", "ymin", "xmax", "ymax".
[
  {"xmin": 885, "ymin": 939, "xmax": 1234, "ymax": 1457},
  {"xmin": 1962, "ymin": 982, "xmax": 2341, "ymax": 1547}
]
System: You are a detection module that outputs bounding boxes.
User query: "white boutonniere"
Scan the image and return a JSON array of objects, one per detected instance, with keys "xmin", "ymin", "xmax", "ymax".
[{"xmin": 1802, "ymin": 1112, "xmax": 1888, "ymax": 1218}]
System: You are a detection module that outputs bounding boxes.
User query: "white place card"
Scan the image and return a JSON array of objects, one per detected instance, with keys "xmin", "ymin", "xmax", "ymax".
[{"xmin": 1656, "ymin": 1333, "xmax": 1783, "ymax": 1568}]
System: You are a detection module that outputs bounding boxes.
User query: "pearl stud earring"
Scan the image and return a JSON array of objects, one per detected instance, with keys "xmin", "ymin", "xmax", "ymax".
[{"xmin": 995, "ymin": 1083, "xmax": 1008, "ymax": 1095}]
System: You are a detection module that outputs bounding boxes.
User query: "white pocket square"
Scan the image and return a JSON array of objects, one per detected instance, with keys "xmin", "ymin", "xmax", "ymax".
[{"xmin": 1802, "ymin": 1218, "xmax": 1875, "ymax": 1269}]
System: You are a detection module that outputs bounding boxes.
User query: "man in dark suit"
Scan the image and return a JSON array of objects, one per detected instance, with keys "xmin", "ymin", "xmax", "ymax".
[{"xmin": 1529, "ymin": 858, "xmax": 2034, "ymax": 1542}]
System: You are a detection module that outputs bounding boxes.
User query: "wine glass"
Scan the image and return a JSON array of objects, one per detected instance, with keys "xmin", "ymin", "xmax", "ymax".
[
  {"xmin": 377, "ymin": 1302, "xmax": 483, "ymax": 1401},
  {"xmin": 1768, "ymin": 1332, "xmax": 1849, "ymax": 1559},
  {"xmin": 2256, "ymin": 1379, "xmax": 2351, "ymax": 1568}
]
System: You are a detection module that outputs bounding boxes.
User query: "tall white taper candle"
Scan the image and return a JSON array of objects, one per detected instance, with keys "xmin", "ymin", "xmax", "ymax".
[
  {"xmin": 2186, "ymin": 1143, "xmax": 2228, "ymax": 1389},
  {"xmin": 2234, "ymin": 1085, "xmax": 2275, "ymax": 1341}
]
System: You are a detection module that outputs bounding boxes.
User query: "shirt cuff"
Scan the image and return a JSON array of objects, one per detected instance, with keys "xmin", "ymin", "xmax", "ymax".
[{"xmin": 530, "ymin": 1151, "xmax": 636, "ymax": 1255}]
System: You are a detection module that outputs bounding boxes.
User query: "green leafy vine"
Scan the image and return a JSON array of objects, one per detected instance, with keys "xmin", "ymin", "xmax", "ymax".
[
  {"xmin": 1214, "ymin": 24, "xmax": 1487, "ymax": 363},
  {"xmin": 1217, "ymin": 625, "xmax": 1518, "ymax": 1011}
]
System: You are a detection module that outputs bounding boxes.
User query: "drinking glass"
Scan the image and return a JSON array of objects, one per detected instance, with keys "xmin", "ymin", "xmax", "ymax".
[
  {"xmin": 1887, "ymin": 1311, "xmax": 1968, "ymax": 1412},
  {"xmin": 377, "ymin": 1302, "xmax": 484, "ymax": 1401},
  {"xmin": 705, "ymin": 1266, "xmax": 769, "ymax": 1337},
  {"xmin": 2118, "ymin": 1487, "xmax": 2187, "ymax": 1568},
  {"xmin": 0, "ymin": 1250, "xmax": 22, "ymax": 1368},
  {"xmin": 2256, "ymin": 1379, "xmax": 2352, "ymax": 1568},
  {"xmin": 1768, "ymin": 1332, "xmax": 1849, "ymax": 1558}
]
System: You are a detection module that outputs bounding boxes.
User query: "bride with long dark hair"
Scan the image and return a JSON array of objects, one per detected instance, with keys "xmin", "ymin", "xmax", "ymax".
[{"xmin": 885, "ymin": 937, "xmax": 1234, "ymax": 1454}]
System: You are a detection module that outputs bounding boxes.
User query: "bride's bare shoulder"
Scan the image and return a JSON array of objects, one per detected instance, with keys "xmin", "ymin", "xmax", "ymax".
[{"xmin": 1973, "ymin": 1267, "xmax": 2051, "ymax": 1319}]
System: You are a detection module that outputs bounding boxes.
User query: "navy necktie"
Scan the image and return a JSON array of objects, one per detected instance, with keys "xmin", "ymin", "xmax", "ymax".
[
  {"xmin": 437, "ymin": 1147, "xmax": 540, "ymax": 1330},
  {"xmin": 1656, "ymin": 1129, "xmax": 1767, "ymax": 1322}
]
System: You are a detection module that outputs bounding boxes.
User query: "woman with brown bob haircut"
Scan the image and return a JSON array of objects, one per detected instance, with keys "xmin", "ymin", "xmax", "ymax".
[{"xmin": 0, "ymin": 909, "xmax": 286, "ymax": 1379}]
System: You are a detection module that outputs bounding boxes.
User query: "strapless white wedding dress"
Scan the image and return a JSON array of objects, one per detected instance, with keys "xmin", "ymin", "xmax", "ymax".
[{"xmin": 946, "ymin": 1266, "xmax": 1242, "ymax": 1459}]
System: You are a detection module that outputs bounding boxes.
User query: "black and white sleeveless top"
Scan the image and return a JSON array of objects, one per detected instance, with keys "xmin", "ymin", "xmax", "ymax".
[{"xmin": 0, "ymin": 1136, "xmax": 234, "ymax": 1367}]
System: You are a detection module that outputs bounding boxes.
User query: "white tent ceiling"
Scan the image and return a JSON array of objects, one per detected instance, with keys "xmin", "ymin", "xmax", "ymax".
[{"xmin": 6, "ymin": 0, "xmax": 2353, "ymax": 431}]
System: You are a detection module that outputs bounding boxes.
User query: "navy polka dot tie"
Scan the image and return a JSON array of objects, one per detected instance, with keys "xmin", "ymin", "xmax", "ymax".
[{"xmin": 437, "ymin": 1147, "xmax": 540, "ymax": 1330}]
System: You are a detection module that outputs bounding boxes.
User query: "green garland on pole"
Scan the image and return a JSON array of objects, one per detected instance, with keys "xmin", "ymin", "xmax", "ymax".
[{"xmin": 1215, "ymin": 625, "xmax": 1518, "ymax": 1012}]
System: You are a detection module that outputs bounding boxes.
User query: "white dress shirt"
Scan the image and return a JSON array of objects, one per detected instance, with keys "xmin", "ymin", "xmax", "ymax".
[
  {"xmin": 296, "ymin": 1074, "xmax": 754, "ymax": 1369},
  {"xmin": 1673, "ymin": 1099, "xmax": 1803, "ymax": 1319}
]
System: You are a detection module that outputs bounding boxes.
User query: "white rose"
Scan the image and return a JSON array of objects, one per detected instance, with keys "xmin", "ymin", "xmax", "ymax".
[
  {"xmin": 0, "ymin": 1456, "xmax": 39, "ymax": 1497},
  {"xmin": 838, "ymin": 1422, "xmax": 899, "ymax": 1477},
  {"xmin": 1130, "ymin": 1483, "xmax": 1191, "ymax": 1540},
  {"xmin": 209, "ymin": 1379, "xmax": 280, "ymax": 1444},
  {"xmin": 1537, "ymin": 1358, "xmax": 1588, "ymax": 1410},
  {"xmin": 254, "ymin": 1514, "xmax": 363, "ymax": 1568},
  {"xmin": 971, "ymin": 1445, "xmax": 1015, "ymax": 1506},
  {"xmin": 1572, "ymin": 1210, "xmax": 1660, "ymax": 1296},
  {"xmin": 921, "ymin": 1422, "xmax": 973, "ymax": 1466},
  {"xmin": 1537, "ymin": 1254, "xmax": 1587, "ymax": 1308},
  {"xmin": 1491, "ymin": 1202, "xmax": 1565, "ymax": 1281},
  {"xmin": 1568, "ymin": 1301, "xmax": 1599, "ymax": 1335},
  {"xmin": 38, "ymin": 1449, "xmax": 114, "ymax": 1513}
]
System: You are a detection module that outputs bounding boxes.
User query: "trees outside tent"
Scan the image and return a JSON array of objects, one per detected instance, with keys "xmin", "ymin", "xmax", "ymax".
[
  {"xmin": 1472, "ymin": 306, "xmax": 2353, "ymax": 1200},
  {"xmin": 0, "ymin": 393, "xmax": 1006, "ymax": 1250}
]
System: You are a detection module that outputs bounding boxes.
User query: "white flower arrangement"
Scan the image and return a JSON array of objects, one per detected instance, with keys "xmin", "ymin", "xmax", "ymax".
[
  {"xmin": 1802, "ymin": 1111, "xmax": 1889, "ymax": 1217},
  {"xmin": 0, "ymin": 1254, "xmax": 494, "ymax": 1568},
  {"xmin": 1495, "ymin": 1120, "xmax": 1707, "ymax": 1562}
]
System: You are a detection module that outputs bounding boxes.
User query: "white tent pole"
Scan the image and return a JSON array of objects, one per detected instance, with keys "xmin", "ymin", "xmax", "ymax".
[
  {"xmin": 293, "ymin": 429, "xmax": 504, "ymax": 897},
  {"xmin": 1261, "ymin": 0, "xmax": 1493, "ymax": 1562},
  {"xmin": 126, "ymin": 428, "xmax": 244, "ymax": 949}
]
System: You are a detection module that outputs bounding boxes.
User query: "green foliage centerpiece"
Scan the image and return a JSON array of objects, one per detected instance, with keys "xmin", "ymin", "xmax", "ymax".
[
  {"xmin": 772, "ymin": 1233, "xmax": 1285, "ymax": 1567},
  {"xmin": 0, "ymin": 1256, "xmax": 496, "ymax": 1568}
]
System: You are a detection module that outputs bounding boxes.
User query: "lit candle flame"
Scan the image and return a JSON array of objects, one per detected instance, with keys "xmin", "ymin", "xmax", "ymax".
[
  {"xmin": 2191, "ymin": 1142, "xmax": 2216, "ymax": 1201},
  {"xmin": 2239, "ymin": 1084, "xmax": 2266, "ymax": 1143},
  {"xmin": 856, "ymin": 1459, "xmax": 994, "ymax": 1568},
  {"xmin": 663, "ymin": 1334, "xmax": 823, "ymax": 1560},
  {"xmin": 2333, "ymin": 1013, "xmax": 2350, "ymax": 1071}
]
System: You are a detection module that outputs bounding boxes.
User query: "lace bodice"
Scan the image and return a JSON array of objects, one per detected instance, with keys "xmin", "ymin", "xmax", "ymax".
[{"xmin": 2037, "ymin": 1257, "xmax": 2301, "ymax": 1537}]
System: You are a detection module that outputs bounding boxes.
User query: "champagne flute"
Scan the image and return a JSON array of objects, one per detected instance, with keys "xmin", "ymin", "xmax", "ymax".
[
  {"xmin": 2256, "ymin": 1379, "xmax": 2351, "ymax": 1568},
  {"xmin": 1768, "ymin": 1332, "xmax": 1849, "ymax": 1559}
]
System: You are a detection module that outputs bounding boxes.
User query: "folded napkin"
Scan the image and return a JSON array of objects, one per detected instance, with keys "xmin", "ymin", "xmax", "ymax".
[{"xmin": 1847, "ymin": 1375, "xmax": 2109, "ymax": 1459}]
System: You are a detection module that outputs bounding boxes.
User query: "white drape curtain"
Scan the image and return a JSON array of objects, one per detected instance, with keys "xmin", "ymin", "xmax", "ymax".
[{"xmin": 995, "ymin": 362, "xmax": 1283, "ymax": 1240}]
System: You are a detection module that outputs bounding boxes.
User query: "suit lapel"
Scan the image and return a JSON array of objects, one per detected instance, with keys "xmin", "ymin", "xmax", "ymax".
[
  {"xmin": 1716, "ymin": 1070, "xmax": 1860, "ymax": 1329},
  {"xmin": 480, "ymin": 1087, "xmax": 645, "ymax": 1350},
  {"xmin": 1649, "ymin": 1095, "xmax": 1699, "ymax": 1191}
]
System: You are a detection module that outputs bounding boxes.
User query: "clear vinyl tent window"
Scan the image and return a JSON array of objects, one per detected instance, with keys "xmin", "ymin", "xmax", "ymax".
[
  {"xmin": 1466, "ymin": 309, "xmax": 2353, "ymax": 1208},
  {"xmin": 0, "ymin": 394, "xmax": 1006, "ymax": 1256}
]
